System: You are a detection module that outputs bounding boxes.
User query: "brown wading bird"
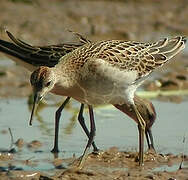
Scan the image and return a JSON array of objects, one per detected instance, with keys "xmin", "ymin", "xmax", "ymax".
[
  {"xmin": 0, "ymin": 31, "xmax": 156, "ymax": 154},
  {"xmin": 0, "ymin": 31, "xmax": 177, "ymax": 167},
  {"xmin": 28, "ymin": 35, "xmax": 186, "ymax": 167}
]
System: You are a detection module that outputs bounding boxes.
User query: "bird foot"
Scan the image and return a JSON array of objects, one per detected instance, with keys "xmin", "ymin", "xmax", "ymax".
[
  {"xmin": 68, "ymin": 155, "xmax": 85, "ymax": 169},
  {"xmin": 51, "ymin": 147, "xmax": 59, "ymax": 153},
  {"xmin": 92, "ymin": 149, "xmax": 103, "ymax": 155}
]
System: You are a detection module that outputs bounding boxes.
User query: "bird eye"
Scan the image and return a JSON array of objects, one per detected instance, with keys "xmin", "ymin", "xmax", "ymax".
[{"xmin": 46, "ymin": 81, "xmax": 51, "ymax": 87}]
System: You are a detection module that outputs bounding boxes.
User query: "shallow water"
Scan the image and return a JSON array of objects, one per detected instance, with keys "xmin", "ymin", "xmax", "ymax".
[{"xmin": 0, "ymin": 97, "xmax": 187, "ymax": 173}]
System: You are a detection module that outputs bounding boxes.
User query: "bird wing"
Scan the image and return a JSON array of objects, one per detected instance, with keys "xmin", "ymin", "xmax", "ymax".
[
  {"xmin": 92, "ymin": 37, "xmax": 186, "ymax": 80},
  {"xmin": 0, "ymin": 31, "xmax": 88, "ymax": 70}
]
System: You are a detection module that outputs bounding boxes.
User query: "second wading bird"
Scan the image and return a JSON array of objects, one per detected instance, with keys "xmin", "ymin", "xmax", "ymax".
[
  {"xmin": 29, "ymin": 35, "xmax": 186, "ymax": 167},
  {"xmin": 0, "ymin": 31, "xmax": 158, "ymax": 165}
]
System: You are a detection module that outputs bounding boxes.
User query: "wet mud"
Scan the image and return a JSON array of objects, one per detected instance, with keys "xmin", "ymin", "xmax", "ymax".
[
  {"xmin": 0, "ymin": 0, "xmax": 188, "ymax": 179},
  {"xmin": 0, "ymin": 146, "xmax": 187, "ymax": 179}
]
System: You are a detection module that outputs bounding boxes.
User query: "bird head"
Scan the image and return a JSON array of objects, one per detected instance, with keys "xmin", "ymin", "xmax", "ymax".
[{"xmin": 29, "ymin": 66, "xmax": 56, "ymax": 125}]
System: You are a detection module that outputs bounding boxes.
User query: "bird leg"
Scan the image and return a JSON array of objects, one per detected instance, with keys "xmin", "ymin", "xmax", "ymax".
[
  {"xmin": 114, "ymin": 99, "xmax": 156, "ymax": 151},
  {"xmin": 51, "ymin": 97, "xmax": 71, "ymax": 153},
  {"xmin": 133, "ymin": 104, "xmax": 146, "ymax": 166},
  {"xmin": 78, "ymin": 104, "xmax": 99, "ymax": 152},
  {"xmin": 78, "ymin": 105, "xmax": 96, "ymax": 168},
  {"xmin": 145, "ymin": 129, "xmax": 155, "ymax": 150}
]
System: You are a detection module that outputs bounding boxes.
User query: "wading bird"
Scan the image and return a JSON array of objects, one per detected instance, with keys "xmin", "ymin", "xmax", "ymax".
[
  {"xmin": 29, "ymin": 35, "xmax": 186, "ymax": 166},
  {"xmin": 0, "ymin": 31, "xmax": 160, "ymax": 165}
]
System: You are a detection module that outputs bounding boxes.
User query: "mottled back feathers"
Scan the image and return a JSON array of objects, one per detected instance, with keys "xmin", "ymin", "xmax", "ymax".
[
  {"xmin": 64, "ymin": 36, "xmax": 186, "ymax": 80},
  {"xmin": 1, "ymin": 31, "xmax": 186, "ymax": 82}
]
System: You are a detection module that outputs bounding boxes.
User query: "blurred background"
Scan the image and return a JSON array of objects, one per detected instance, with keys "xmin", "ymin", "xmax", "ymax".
[
  {"xmin": 0, "ymin": 0, "xmax": 188, "ymax": 98},
  {"xmin": 1, "ymin": 0, "xmax": 188, "ymax": 43}
]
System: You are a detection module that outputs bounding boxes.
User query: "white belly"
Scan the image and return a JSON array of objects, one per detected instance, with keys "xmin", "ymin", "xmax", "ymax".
[{"xmin": 78, "ymin": 59, "xmax": 139, "ymax": 105}]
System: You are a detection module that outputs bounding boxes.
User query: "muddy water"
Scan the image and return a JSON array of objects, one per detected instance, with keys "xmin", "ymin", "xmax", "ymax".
[{"xmin": 0, "ymin": 98, "xmax": 187, "ymax": 174}]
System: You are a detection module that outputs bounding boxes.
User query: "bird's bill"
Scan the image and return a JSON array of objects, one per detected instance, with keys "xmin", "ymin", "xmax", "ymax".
[{"xmin": 29, "ymin": 92, "xmax": 41, "ymax": 126}]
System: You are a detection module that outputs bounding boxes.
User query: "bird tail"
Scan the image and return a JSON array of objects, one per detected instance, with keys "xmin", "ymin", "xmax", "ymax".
[{"xmin": 149, "ymin": 36, "xmax": 187, "ymax": 67}]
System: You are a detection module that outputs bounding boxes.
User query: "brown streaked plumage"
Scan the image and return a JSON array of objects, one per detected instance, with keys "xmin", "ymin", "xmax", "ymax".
[
  {"xmin": 30, "ymin": 35, "xmax": 186, "ymax": 167},
  {"xmin": 57, "ymin": 37, "xmax": 186, "ymax": 79},
  {"xmin": 0, "ymin": 31, "xmax": 157, "ymax": 154}
]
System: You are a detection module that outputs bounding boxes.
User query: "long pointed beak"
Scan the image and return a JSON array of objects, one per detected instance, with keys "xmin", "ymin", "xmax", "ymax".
[{"xmin": 29, "ymin": 92, "xmax": 41, "ymax": 126}]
